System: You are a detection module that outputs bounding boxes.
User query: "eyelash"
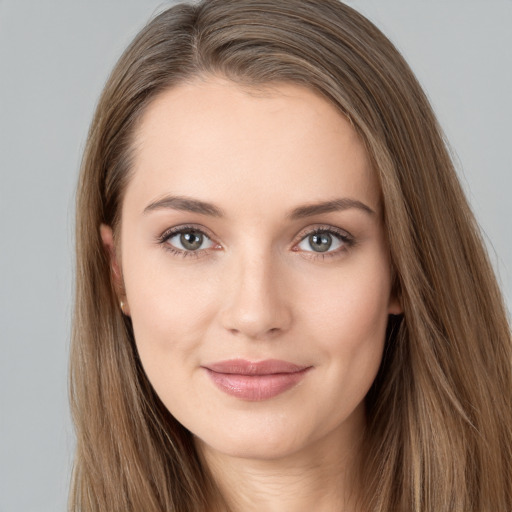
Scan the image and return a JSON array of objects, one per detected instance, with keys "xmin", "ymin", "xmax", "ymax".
[
  {"xmin": 156, "ymin": 224, "xmax": 355, "ymax": 260},
  {"xmin": 294, "ymin": 226, "xmax": 355, "ymax": 260},
  {"xmin": 157, "ymin": 224, "xmax": 217, "ymax": 259}
]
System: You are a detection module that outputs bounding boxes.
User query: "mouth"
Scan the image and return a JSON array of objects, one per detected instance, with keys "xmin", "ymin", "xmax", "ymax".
[{"xmin": 202, "ymin": 359, "xmax": 312, "ymax": 401}]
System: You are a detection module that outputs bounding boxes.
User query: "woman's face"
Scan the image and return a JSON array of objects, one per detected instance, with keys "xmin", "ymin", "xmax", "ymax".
[{"xmin": 102, "ymin": 78, "xmax": 401, "ymax": 461}]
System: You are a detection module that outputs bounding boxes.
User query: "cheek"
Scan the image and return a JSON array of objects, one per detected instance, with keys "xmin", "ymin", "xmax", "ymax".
[
  {"xmin": 296, "ymin": 257, "xmax": 391, "ymax": 398},
  {"xmin": 122, "ymin": 245, "xmax": 220, "ymax": 363},
  {"xmin": 300, "ymin": 259, "xmax": 391, "ymax": 345},
  {"xmin": 123, "ymin": 259, "xmax": 220, "ymax": 421}
]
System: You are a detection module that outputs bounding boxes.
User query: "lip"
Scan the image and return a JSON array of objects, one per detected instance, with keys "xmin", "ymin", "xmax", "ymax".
[{"xmin": 202, "ymin": 359, "xmax": 312, "ymax": 401}]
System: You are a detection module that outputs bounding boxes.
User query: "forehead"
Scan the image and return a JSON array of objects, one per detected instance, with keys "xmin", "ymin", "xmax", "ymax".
[{"xmin": 125, "ymin": 78, "xmax": 380, "ymax": 218}]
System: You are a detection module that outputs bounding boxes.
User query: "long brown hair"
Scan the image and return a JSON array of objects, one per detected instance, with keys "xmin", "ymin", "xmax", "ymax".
[{"xmin": 70, "ymin": 1, "xmax": 512, "ymax": 510}]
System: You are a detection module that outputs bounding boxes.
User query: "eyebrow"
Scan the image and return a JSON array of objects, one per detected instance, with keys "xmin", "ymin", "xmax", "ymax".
[
  {"xmin": 143, "ymin": 195, "xmax": 225, "ymax": 217},
  {"xmin": 143, "ymin": 195, "xmax": 375, "ymax": 218},
  {"xmin": 288, "ymin": 198, "xmax": 375, "ymax": 219}
]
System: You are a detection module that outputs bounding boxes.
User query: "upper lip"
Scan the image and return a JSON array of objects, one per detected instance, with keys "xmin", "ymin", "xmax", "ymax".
[{"xmin": 203, "ymin": 359, "xmax": 310, "ymax": 375}]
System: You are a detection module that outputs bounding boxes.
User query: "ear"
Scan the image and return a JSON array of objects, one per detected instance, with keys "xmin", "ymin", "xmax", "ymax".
[{"xmin": 100, "ymin": 223, "xmax": 130, "ymax": 316}]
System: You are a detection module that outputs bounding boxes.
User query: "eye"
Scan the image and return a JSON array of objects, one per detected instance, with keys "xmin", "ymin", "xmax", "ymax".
[
  {"xmin": 296, "ymin": 228, "xmax": 352, "ymax": 254},
  {"xmin": 162, "ymin": 227, "xmax": 216, "ymax": 253}
]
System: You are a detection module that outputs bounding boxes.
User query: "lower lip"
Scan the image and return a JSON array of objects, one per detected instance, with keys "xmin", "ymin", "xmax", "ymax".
[{"xmin": 204, "ymin": 368, "xmax": 311, "ymax": 401}]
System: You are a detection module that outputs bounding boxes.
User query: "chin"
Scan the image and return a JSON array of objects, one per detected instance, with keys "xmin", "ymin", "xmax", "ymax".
[
  {"xmin": 192, "ymin": 407, "xmax": 348, "ymax": 463},
  {"xmin": 196, "ymin": 430, "xmax": 308, "ymax": 462}
]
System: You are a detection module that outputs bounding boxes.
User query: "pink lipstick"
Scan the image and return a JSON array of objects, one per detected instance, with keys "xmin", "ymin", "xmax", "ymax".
[{"xmin": 203, "ymin": 359, "xmax": 311, "ymax": 401}]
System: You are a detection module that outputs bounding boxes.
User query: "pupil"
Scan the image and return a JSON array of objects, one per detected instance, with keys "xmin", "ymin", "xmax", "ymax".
[
  {"xmin": 180, "ymin": 231, "xmax": 203, "ymax": 250},
  {"xmin": 309, "ymin": 233, "xmax": 332, "ymax": 252}
]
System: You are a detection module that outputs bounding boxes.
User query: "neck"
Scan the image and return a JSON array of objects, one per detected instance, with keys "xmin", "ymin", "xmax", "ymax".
[{"xmin": 196, "ymin": 414, "xmax": 365, "ymax": 512}]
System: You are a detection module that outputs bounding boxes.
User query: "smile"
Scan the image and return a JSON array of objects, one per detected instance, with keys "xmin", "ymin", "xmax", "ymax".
[{"xmin": 202, "ymin": 359, "xmax": 312, "ymax": 401}]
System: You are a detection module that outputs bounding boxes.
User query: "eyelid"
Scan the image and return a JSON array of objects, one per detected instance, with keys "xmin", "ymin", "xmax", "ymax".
[
  {"xmin": 293, "ymin": 224, "xmax": 354, "ymax": 243},
  {"xmin": 292, "ymin": 224, "xmax": 355, "ymax": 256},
  {"xmin": 158, "ymin": 223, "xmax": 217, "ymax": 243},
  {"xmin": 156, "ymin": 223, "xmax": 354, "ymax": 259},
  {"xmin": 157, "ymin": 224, "xmax": 222, "ymax": 257}
]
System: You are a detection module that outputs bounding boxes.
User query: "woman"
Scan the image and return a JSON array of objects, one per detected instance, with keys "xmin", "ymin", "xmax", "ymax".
[{"xmin": 69, "ymin": 0, "xmax": 512, "ymax": 510}]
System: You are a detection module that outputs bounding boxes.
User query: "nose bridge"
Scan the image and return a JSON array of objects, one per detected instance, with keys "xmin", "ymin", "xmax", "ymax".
[{"xmin": 220, "ymin": 243, "xmax": 291, "ymax": 339}]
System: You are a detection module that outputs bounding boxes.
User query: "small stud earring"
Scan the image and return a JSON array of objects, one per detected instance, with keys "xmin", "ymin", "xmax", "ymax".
[{"xmin": 120, "ymin": 300, "xmax": 126, "ymax": 314}]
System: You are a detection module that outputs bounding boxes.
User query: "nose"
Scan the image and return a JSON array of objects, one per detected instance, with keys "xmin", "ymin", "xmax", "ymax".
[{"xmin": 219, "ymin": 250, "xmax": 293, "ymax": 340}]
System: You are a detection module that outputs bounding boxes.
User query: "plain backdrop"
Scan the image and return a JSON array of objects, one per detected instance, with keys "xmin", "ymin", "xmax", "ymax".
[{"xmin": 0, "ymin": 1, "xmax": 510, "ymax": 510}]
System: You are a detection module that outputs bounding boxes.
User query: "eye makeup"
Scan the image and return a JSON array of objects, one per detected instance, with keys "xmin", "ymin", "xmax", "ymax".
[
  {"xmin": 291, "ymin": 224, "xmax": 356, "ymax": 261},
  {"xmin": 156, "ymin": 224, "xmax": 220, "ymax": 259},
  {"xmin": 155, "ymin": 223, "xmax": 356, "ymax": 261}
]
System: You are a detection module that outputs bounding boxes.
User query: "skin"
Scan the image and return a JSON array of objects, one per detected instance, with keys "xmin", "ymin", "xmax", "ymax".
[{"xmin": 101, "ymin": 78, "xmax": 401, "ymax": 511}]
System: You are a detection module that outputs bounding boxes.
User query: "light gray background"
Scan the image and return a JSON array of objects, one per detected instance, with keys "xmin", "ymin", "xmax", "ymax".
[{"xmin": 0, "ymin": 1, "xmax": 510, "ymax": 511}]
